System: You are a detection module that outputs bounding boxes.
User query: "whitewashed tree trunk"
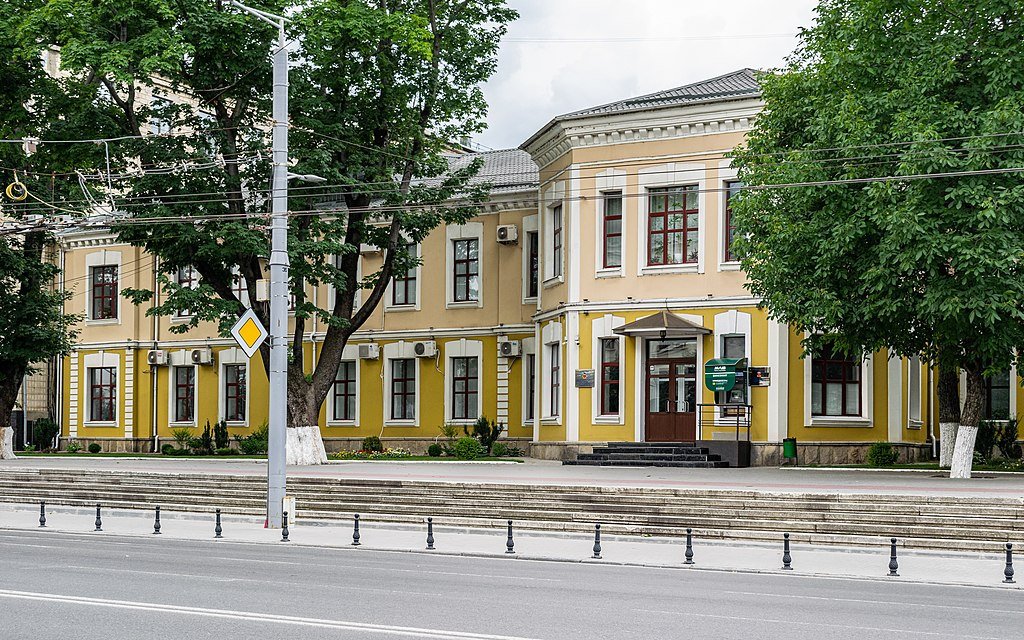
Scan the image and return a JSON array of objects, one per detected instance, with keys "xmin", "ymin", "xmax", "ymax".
[
  {"xmin": 286, "ymin": 425, "xmax": 328, "ymax": 465},
  {"xmin": 0, "ymin": 426, "xmax": 16, "ymax": 460},
  {"xmin": 939, "ymin": 422, "xmax": 959, "ymax": 467},
  {"xmin": 949, "ymin": 425, "xmax": 978, "ymax": 478}
]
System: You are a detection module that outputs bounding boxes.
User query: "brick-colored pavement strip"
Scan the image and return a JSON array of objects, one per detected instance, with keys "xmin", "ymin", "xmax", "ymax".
[{"xmin": 4, "ymin": 455, "xmax": 1024, "ymax": 497}]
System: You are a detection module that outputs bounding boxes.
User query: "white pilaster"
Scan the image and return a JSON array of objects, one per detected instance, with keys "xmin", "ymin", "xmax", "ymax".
[
  {"xmin": 887, "ymin": 354, "xmax": 902, "ymax": 442},
  {"xmin": 766, "ymin": 320, "xmax": 788, "ymax": 443},
  {"xmin": 124, "ymin": 348, "xmax": 135, "ymax": 438},
  {"xmin": 69, "ymin": 351, "xmax": 79, "ymax": 438},
  {"xmin": 565, "ymin": 311, "xmax": 581, "ymax": 441}
]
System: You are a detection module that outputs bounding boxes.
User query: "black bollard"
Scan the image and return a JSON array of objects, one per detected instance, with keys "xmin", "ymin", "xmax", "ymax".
[
  {"xmin": 1004, "ymin": 543, "xmax": 1015, "ymax": 584},
  {"xmin": 94, "ymin": 504, "xmax": 102, "ymax": 532},
  {"xmin": 281, "ymin": 511, "xmax": 290, "ymax": 542},
  {"xmin": 505, "ymin": 520, "xmax": 515, "ymax": 554},
  {"xmin": 592, "ymin": 524, "xmax": 602, "ymax": 559},
  {"xmin": 153, "ymin": 506, "xmax": 161, "ymax": 535},
  {"xmin": 352, "ymin": 513, "xmax": 361, "ymax": 546},
  {"xmin": 39, "ymin": 501, "xmax": 46, "ymax": 528},
  {"xmin": 888, "ymin": 538, "xmax": 899, "ymax": 577},
  {"xmin": 214, "ymin": 509, "xmax": 223, "ymax": 539},
  {"xmin": 781, "ymin": 533, "xmax": 792, "ymax": 570},
  {"xmin": 426, "ymin": 517, "xmax": 435, "ymax": 550},
  {"xmin": 684, "ymin": 528, "xmax": 694, "ymax": 565}
]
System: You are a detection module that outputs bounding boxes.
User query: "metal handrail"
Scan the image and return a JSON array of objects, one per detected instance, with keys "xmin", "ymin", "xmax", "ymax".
[{"xmin": 695, "ymin": 403, "xmax": 752, "ymax": 442}]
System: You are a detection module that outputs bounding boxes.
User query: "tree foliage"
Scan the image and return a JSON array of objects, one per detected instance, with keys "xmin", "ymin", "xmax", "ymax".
[{"xmin": 731, "ymin": 0, "xmax": 1024, "ymax": 445}]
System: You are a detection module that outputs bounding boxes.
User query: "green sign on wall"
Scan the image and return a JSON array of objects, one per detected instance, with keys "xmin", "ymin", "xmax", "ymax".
[{"xmin": 704, "ymin": 358, "xmax": 747, "ymax": 392}]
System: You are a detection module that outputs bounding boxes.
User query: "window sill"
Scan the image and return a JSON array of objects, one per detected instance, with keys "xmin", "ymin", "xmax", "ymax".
[
  {"xmin": 595, "ymin": 268, "xmax": 623, "ymax": 279},
  {"xmin": 169, "ymin": 421, "xmax": 196, "ymax": 427},
  {"xmin": 807, "ymin": 417, "xmax": 872, "ymax": 428},
  {"xmin": 718, "ymin": 262, "xmax": 741, "ymax": 272},
  {"xmin": 85, "ymin": 318, "xmax": 120, "ymax": 326},
  {"xmin": 446, "ymin": 300, "xmax": 482, "ymax": 310},
  {"xmin": 447, "ymin": 419, "xmax": 476, "ymax": 426},
  {"xmin": 540, "ymin": 417, "xmax": 561, "ymax": 425},
  {"xmin": 542, "ymin": 276, "xmax": 564, "ymax": 288},
  {"xmin": 170, "ymin": 315, "xmax": 191, "ymax": 323},
  {"xmin": 224, "ymin": 421, "xmax": 248, "ymax": 428},
  {"xmin": 907, "ymin": 420, "xmax": 924, "ymax": 430},
  {"xmin": 523, "ymin": 296, "xmax": 538, "ymax": 305},
  {"xmin": 384, "ymin": 304, "xmax": 420, "ymax": 313},
  {"xmin": 384, "ymin": 420, "xmax": 418, "ymax": 427},
  {"xmin": 640, "ymin": 264, "xmax": 699, "ymax": 276},
  {"xmin": 594, "ymin": 416, "xmax": 623, "ymax": 425},
  {"xmin": 84, "ymin": 421, "xmax": 117, "ymax": 428},
  {"xmin": 327, "ymin": 420, "xmax": 358, "ymax": 427}
]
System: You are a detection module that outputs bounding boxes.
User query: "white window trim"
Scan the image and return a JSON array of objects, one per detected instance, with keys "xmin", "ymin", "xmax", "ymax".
[
  {"xmin": 592, "ymin": 314, "xmax": 626, "ymax": 425},
  {"xmin": 328, "ymin": 254, "xmax": 363, "ymax": 314},
  {"xmin": 83, "ymin": 351, "xmax": 119, "ymax": 426},
  {"xmin": 521, "ymin": 337, "xmax": 537, "ymax": 427},
  {"xmin": 713, "ymin": 310, "xmax": 752, "ymax": 425},
  {"xmin": 445, "ymin": 222, "xmax": 484, "ymax": 309},
  {"xmin": 542, "ymin": 181, "xmax": 565, "ymax": 286},
  {"xmin": 384, "ymin": 242, "xmax": 422, "ymax": 312},
  {"xmin": 85, "ymin": 250, "xmax": 122, "ymax": 325},
  {"xmin": 636, "ymin": 163, "xmax": 706, "ymax": 276},
  {"xmin": 444, "ymin": 339, "xmax": 483, "ymax": 425},
  {"xmin": 171, "ymin": 265, "xmax": 199, "ymax": 322},
  {"xmin": 717, "ymin": 161, "xmax": 741, "ymax": 272},
  {"xmin": 521, "ymin": 215, "xmax": 539, "ymax": 303},
  {"xmin": 802, "ymin": 335, "xmax": 874, "ymax": 427},
  {"xmin": 328, "ymin": 344, "xmax": 361, "ymax": 426},
  {"xmin": 541, "ymin": 321, "xmax": 563, "ymax": 423},
  {"xmin": 230, "ymin": 266, "xmax": 250, "ymax": 308},
  {"xmin": 383, "ymin": 341, "xmax": 421, "ymax": 426},
  {"xmin": 218, "ymin": 347, "xmax": 250, "ymax": 427},
  {"xmin": 907, "ymin": 356, "xmax": 923, "ymax": 429},
  {"xmin": 594, "ymin": 169, "xmax": 627, "ymax": 279},
  {"xmin": 168, "ymin": 363, "xmax": 198, "ymax": 426}
]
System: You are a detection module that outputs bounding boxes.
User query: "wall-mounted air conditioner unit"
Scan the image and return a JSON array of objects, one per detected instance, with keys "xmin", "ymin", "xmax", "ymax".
[
  {"xmin": 499, "ymin": 340, "xmax": 521, "ymax": 358},
  {"xmin": 147, "ymin": 350, "xmax": 168, "ymax": 366},
  {"xmin": 190, "ymin": 347, "xmax": 214, "ymax": 365},
  {"xmin": 496, "ymin": 224, "xmax": 518, "ymax": 244},
  {"xmin": 358, "ymin": 343, "xmax": 379, "ymax": 360},
  {"xmin": 413, "ymin": 341, "xmax": 437, "ymax": 358}
]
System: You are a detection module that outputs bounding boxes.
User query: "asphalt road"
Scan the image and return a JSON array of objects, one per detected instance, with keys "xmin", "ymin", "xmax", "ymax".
[{"xmin": 0, "ymin": 528, "xmax": 1020, "ymax": 640}]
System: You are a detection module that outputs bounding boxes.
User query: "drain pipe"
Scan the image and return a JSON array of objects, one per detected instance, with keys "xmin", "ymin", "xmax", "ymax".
[
  {"xmin": 927, "ymin": 366, "xmax": 936, "ymax": 459},
  {"xmin": 151, "ymin": 257, "xmax": 160, "ymax": 453}
]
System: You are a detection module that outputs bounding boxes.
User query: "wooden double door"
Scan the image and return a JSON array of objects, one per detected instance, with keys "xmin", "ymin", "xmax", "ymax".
[{"xmin": 645, "ymin": 339, "xmax": 698, "ymax": 442}]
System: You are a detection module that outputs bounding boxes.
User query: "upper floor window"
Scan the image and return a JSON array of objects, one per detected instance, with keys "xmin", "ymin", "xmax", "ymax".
[
  {"xmin": 451, "ymin": 356, "xmax": 479, "ymax": 420},
  {"xmin": 150, "ymin": 97, "xmax": 173, "ymax": 135},
  {"xmin": 602, "ymin": 193, "xmax": 622, "ymax": 269},
  {"xmin": 452, "ymin": 239, "xmax": 479, "ymax": 302},
  {"xmin": 392, "ymin": 243, "xmax": 418, "ymax": 306},
  {"xmin": 551, "ymin": 204, "xmax": 563, "ymax": 278},
  {"xmin": 984, "ymin": 370, "xmax": 1011, "ymax": 420},
  {"xmin": 527, "ymin": 231, "xmax": 539, "ymax": 299},
  {"xmin": 88, "ymin": 366, "xmax": 117, "ymax": 422},
  {"xmin": 600, "ymin": 338, "xmax": 620, "ymax": 415},
  {"xmin": 810, "ymin": 344, "xmax": 860, "ymax": 417},
  {"xmin": 333, "ymin": 361, "xmax": 357, "ymax": 421},
  {"xmin": 90, "ymin": 265, "xmax": 118, "ymax": 320},
  {"xmin": 724, "ymin": 181, "xmax": 743, "ymax": 263},
  {"xmin": 175, "ymin": 266, "xmax": 197, "ymax": 317},
  {"xmin": 648, "ymin": 186, "xmax": 698, "ymax": 266},
  {"xmin": 231, "ymin": 268, "xmax": 249, "ymax": 307},
  {"xmin": 224, "ymin": 364, "xmax": 247, "ymax": 422},
  {"xmin": 390, "ymin": 358, "xmax": 416, "ymax": 420},
  {"xmin": 173, "ymin": 366, "xmax": 195, "ymax": 423}
]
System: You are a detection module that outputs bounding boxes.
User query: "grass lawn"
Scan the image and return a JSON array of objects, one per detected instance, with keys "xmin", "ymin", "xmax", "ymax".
[
  {"xmin": 798, "ymin": 462, "xmax": 1024, "ymax": 472},
  {"xmin": 14, "ymin": 452, "xmax": 523, "ymax": 462}
]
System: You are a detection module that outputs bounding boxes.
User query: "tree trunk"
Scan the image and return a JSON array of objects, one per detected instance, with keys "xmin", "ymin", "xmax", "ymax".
[
  {"xmin": 937, "ymin": 365, "xmax": 961, "ymax": 468},
  {"xmin": 0, "ymin": 376, "xmax": 20, "ymax": 460},
  {"xmin": 284, "ymin": 371, "xmax": 328, "ymax": 465},
  {"xmin": 950, "ymin": 365, "xmax": 983, "ymax": 479}
]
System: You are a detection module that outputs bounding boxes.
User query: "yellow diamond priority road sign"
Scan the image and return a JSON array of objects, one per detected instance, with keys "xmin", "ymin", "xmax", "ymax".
[{"xmin": 230, "ymin": 308, "xmax": 268, "ymax": 358}]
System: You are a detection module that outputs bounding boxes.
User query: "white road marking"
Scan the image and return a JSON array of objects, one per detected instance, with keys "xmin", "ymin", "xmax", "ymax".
[
  {"xmin": 0, "ymin": 588, "xmax": 546, "ymax": 640},
  {"xmin": 718, "ymin": 589, "xmax": 1024, "ymax": 615},
  {"xmin": 637, "ymin": 608, "xmax": 1005, "ymax": 639}
]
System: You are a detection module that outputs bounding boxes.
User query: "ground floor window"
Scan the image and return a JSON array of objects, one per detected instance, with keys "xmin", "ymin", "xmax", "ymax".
[
  {"xmin": 549, "ymin": 344, "xmax": 561, "ymax": 416},
  {"xmin": 600, "ymin": 338, "xmax": 620, "ymax": 415},
  {"xmin": 526, "ymin": 353, "xmax": 536, "ymax": 420},
  {"xmin": 173, "ymin": 366, "xmax": 195, "ymax": 423},
  {"xmin": 810, "ymin": 345, "xmax": 860, "ymax": 417},
  {"xmin": 333, "ymin": 361, "xmax": 357, "ymax": 421},
  {"xmin": 451, "ymin": 356, "xmax": 479, "ymax": 420},
  {"xmin": 984, "ymin": 370, "xmax": 1011, "ymax": 420},
  {"xmin": 391, "ymin": 358, "xmax": 416, "ymax": 420},
  {"xmin": 224, "ymin": 364, "xmax": 246, "ymax": 422},
  {"xmin": 88, "ymin": 366, "xmax": 117, "ymax": 422}
]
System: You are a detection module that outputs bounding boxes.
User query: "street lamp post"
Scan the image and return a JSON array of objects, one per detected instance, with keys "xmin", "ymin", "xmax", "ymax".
[{"xmin": 231, "ymin": 1, "xmax": 290, "ymax": 528}]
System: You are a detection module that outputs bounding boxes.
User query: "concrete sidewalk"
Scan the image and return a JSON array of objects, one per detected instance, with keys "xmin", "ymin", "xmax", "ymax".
[
  {"xmin": 5, "ymin": 455, "xmax": 1024, "ymax": 497},
  {"xmin": 1, "ymin": 502, "xmax": 1018, "ymax": 590}
]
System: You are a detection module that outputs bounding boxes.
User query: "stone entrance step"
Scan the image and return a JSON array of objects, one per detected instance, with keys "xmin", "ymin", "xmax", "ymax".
[{"xmin": 568, "ymin": 442, "xmax": 728, "ymax": 468}]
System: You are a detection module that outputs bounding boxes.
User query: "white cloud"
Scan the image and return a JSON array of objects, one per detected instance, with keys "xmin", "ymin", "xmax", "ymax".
[{"xmin": 478, "ymin": 0, "xmax": 819, "ymax": 150}]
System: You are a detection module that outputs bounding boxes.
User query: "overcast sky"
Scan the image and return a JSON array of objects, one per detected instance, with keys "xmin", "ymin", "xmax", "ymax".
[{"xmin": 477, "ymin": 0, "xmax": 819, "ymax": 150}]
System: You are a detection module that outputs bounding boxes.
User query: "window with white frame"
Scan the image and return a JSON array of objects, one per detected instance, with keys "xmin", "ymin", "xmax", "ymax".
[
  {"xmin": 526, "ymin": 353, "xmax": 536, "ymax": 421},
  {"xmin": 450, "ymin": 356, "xmax": 479, "ymax": 420},
  {"xmin": 599, "ymin": 338, "xmax": 620, "ymax": 415},
  {"xmin": 551, "ymin": 204, "xmax": 563, "ymax": 278},
  {"xmin": 90, "ymin": 264, "xmax": 118, "ymax": 320},
  {"xmin": 223, "ymin": 364, "xmax": 247, "ymax": 423},
  {"xmin": 172, "ymin": 365, "xmax": 196, "ymax": 423},
  {"xmin": 549, "ymin": 344, "xmax": 561, "ymax": 417},
  {"xmin": 602, "ymin": 193, "xmax": 623, "ymax": 269},
  {"xmin": 175, "ymin": 266, "xmax": 198, "ymax": 317},
  {"xmin": 527, "ymin": 231, "xmax": 539, "ymax": 299},
  {"xmin": 908, "ymin": 356, "xmax": 922, "ymax": 425},
  {"xmin": 231, "ymin": 267, "xmax": 249, "ymax": 307},
  {"xmin": 150, "ymin": 97, "xmax": 173, "ymax": 135},
  {"xmin": 391, "ymin": 243, "xmax": 418, "ymax": 307},
  {"xmin": 723, "ymin": 181, "xmax": 743, "ymax": 263},
  {"xmin": 88, "ymin": 366, "xmax": 117, "ymax": 422},
  {"xmin": 647, "ymin": 186, "xmax": 698, "ymax": 266},
  {"xmin": 390, "ymin": 358, "xmax": 416, "ymax": 421},
  {"xmin": 811, "ymin": 344, "xmax": 861, "ymax": 417},
  {"xmin": 452, "ymin": 239, "xmax": 479, "ymax": 303},
  {"xmin": 332, "ymin": 361, "xmax": 357, "ymax": 422}
]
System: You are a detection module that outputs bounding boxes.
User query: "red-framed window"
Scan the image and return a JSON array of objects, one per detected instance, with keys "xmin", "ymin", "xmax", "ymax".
[
  {"xmin": 452, "ymin": 239, "xmax": 479, "ymax": 302},
  {"xmin": 224, "ymin": 364, "xmax": 246, "ymax": 422},
  {"xmin": 88, "ymin": 366, "xmax": 117, "ymax": 422},
  {"xmin": 173, "ymin": 366, "xmax": 195, "ymax": 422},
  {"xmin": 526, "ymin": 353, "xmax": 536, "ymax": 420},
  {"xmin": 647, "ymin": 186, "xmax": 698, "ymax": 265},
  {"xmin": 390, "ymin": 359, "xmax": 416, "ymax": 420},
  {"xmin": 392, "ymin": 243, "xmax": 418, "ymax": 306},
  {"xmin": 600, "ymin": 338, "xmax": 620, "ymax": 415},
  {"xmin": 527, "ymin": 231, "xmax": 539, "ymax": 299},
  {"xmin": 602, "ymin": 193, "xmax": 622, "ymax": 268},
  {"xmin": 176, "ymin": 266, "xmax": 197, "ymax": 317},
  {"xmin": 551, "ymin": 204, "xmax": 563, "ymax": 277},
  {"xmin": 90, "ymin": 265, "xmax": 118, "ymax": 320},
  {"xmin": 810, "ymin": 345, "xmax": 861, "ymax": 417},
  {"xmin": 724, "ymin": 181, "xmax": 743, "ymax": 263},
  {"xmin": 451, "ymin": 356, "xmax": 479, "ymax": 420},
  {"xmin": 332, "ymin": 361, "xmax": 357, "ymax": 421},
  {"xmin": 549, "ymin": 344, "xmax": 561, "ymax": 416}
]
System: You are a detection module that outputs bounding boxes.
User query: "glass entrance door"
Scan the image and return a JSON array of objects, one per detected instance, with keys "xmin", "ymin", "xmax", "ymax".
[{"xmin": 645, "ymin": 339, "xmax": 698, "ymax": 442}]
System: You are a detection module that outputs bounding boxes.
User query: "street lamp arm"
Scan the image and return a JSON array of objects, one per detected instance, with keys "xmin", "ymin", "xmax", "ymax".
[{"xmin": 229, "ymin": 1, "xmax": 289, "ymax": 28}]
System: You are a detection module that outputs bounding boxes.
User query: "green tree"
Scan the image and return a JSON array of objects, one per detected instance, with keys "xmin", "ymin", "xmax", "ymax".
[
  {"xmin": 18, "ymin": 1, "xmax": 516, "ymax": 462},
  {"xmin": 730, "ymin": 0, "xmax": 1024, "ymax": 478}
]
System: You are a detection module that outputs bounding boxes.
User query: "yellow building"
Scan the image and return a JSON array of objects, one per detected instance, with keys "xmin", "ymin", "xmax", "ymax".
[{"xmin": 58, "ymin": 69, "xmax": 1018, "ymax": 464}]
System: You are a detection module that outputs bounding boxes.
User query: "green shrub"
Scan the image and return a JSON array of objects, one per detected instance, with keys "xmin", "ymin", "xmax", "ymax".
[
  {"xmin": 160, "ymin": 443, "xmax": 175, "ymax": 455},
  {"xmin": 454, "ymin": 436, "xmax": 484, "ymax": 460},
  {"xmin": 168, "ymin": 447, "xmax": 191, "ymax": 456},
  {"xmin": 427, "ymin": 443, "xmax": 443, "ymax": 457},
  {"xmin": 22, "ymin": 444, "xmax": 36, "ymax": 452},
  {"xmin": 362, "ymin": 436, "xmax": 384, "ymax": 453},
  {"xmin": 87, "ymin": 443, "xmax": 101, "ymax": 454},
  {"xmin": 464, "ymin": 416, "xmax": 505, "ymax": 454},
  {"xmin": 491, "ymin": 441, "xmax": 508, "ymax": 457},
  {"xmin": 215, "ymin": 447, "xmax": 238, "ymax": 456},
  {"xmin": 973, "ymin": 450, "xmax": 987, "ymax": 466},
  {"xmin": 235, "ymin": 423, "xmax": 269, "ymax": 455},
  {"xmin": 32, "ymin": 419, "xmax": 60, "ymax": 451},
  {"xmin": 65, "ymin": 441, "xmax": 82, "ymax": 454},
  {"xmin": 504, "ymin": 444, "xmax": 525, "ymax": 457},
  {"xmin": 974, "ymin": 421, "xmax": 998, "ymax": 460},
  {"xmin": 214, "ymin": 420, "xmax": 230, "ymax": 450},
  {"xmin": 995, "ymin": 416, "xmax": 1023, "ymax": 459},
  {"xmin": 866, "ymin": 442, "xmax": 898, "ymax": 466},
  {"xmin": 171, "ymin": 427, "xmax": 194, "ymax": 450}
]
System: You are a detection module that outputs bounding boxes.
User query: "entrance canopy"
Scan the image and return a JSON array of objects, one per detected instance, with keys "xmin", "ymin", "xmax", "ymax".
[{"xmin": 613, "ymin": 311, "xmax": 710, "ymax": 338}]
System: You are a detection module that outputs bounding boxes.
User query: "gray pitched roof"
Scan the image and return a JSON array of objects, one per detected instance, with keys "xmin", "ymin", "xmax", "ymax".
[
  {"xmin": 436, "ymin": 148, "xmax": 538, "ymax": 194},
  {"xmin": 563, "ymin": 69, "xmax": 761, "ymax": 119}
]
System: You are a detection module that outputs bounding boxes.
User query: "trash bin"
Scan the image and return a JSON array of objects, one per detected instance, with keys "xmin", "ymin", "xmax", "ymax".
[{"xmin": 782, "ymin": 437, "xmax": 798, "ymax": 464}]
